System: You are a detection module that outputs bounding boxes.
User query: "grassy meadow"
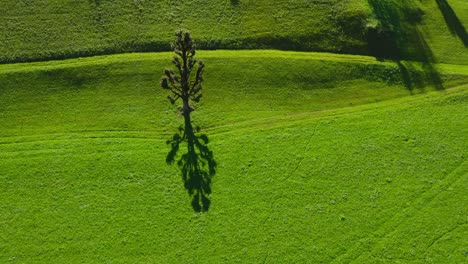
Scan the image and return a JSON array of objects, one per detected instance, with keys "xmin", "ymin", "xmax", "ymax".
[
  {"xmin": 1, "ymin": 51, "xmax": 467, "ymax": 262},
  {"xmin": 1, "ymin": 0, "xmax": 468, "ymax": 263},
  {"xmin": 0, "ymin": 0, "xmax": 467, "ymax": 64}
]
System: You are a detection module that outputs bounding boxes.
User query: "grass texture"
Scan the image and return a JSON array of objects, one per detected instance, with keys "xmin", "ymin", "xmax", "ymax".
[
  {"xmin": 0, "ymin": 51, "xmax": 467, "ymax": 262},
  {"xmin": 0, "ymin": 0, "xmax": 467, "ymax": 64}
]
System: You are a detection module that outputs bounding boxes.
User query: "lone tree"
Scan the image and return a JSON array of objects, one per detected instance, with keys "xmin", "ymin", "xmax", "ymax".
[
  {"xmin": 162, "ymin": 29, "xmax": 216, "ymax": 212},
  {"xmin": 161, "ymin": 29, "xmax": 204, "ymax": 127}
]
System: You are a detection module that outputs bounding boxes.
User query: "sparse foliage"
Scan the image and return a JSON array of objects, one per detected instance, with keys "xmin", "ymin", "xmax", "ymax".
[{"xmin": 161, "ymin": 29, "xmax": 205, "ymax": 123}]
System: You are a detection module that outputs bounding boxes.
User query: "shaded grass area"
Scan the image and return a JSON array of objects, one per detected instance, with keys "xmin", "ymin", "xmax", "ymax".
[
  {"xmin": 367, "ymin": 0, "xmax": 444, "ymax": 91},
  {"xmin": 435, "ymin": 0, "xmax": 468, "ymax": 47},
  {"xmin": 166, "ymin": 123, "xmax": 216, "ymax": 212},
  {"xmin": 0, "ymin": 82, "xmax": 466, "ymax": 262},
  {"xmin": 419, "ymin": 0, "xmax": 468, "ymax": 65}
]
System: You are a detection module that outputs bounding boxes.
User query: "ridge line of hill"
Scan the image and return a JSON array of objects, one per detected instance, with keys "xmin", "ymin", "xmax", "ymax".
[{"xmin": 2, "ymin": 50, "xmax": 468, "ymax": 74}]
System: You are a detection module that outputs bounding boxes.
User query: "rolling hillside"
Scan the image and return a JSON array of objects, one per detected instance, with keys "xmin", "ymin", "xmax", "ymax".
[
  {"xmin": 1, "ymin": 50, "xmax": 467, "ymax": 137},
  {"xmin": 0, "ymin": 0, "xmax": 467, "ymax": 263},
  {"xmin": 0, "ymin": 0, "xmax": 467, "ymax": 64},
  {"xmin": 0, "ymin": 51, "xmax": 467, "ymax": 262}
]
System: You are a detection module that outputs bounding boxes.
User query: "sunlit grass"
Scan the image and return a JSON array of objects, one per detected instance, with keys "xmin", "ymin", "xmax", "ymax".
[{"xmin": 0, "ymin": 51, "xmax": 467, "ymax": 262}]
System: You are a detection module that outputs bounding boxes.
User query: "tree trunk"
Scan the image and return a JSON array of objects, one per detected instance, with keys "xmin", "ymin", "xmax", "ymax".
[{"xmin": 182, "ymin": 98, "xmax": 193, "ymax": 143}]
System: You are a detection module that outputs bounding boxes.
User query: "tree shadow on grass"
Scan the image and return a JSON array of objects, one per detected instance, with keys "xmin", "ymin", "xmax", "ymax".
[
  {"xmin": 367, "ymin": 0, "xmax": 444, "ymax": 92},
  {"xmin": 166, "ymin": 122, "xmax": 217, "ymax": 212},
  {"xmin": 435, "ymin": 0, "xmax": 468, "ymax": 47}
]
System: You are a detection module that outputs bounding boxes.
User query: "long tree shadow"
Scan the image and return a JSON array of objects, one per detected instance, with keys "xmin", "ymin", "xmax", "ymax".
[
  {"xmin": 166, "ymin": 121, "xmax": 217, "ymax": 212},
  {"xmin": 367, "ymin": 0, "xmax": 444, "ymax": 91},
  {"xmin": 435, "ymin": 0, "xmax": 468, "ymax": 47}
]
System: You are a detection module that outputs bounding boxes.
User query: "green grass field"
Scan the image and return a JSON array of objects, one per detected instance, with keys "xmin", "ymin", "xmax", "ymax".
[
  {"xmin": 1, "ymin": 51, "xmax": 467, "ymax": 262},
  {"xmin": 1, "ymin": 0, "xmax": 468, "ymax": 263},
  {"xmin": 1, "ymin": 0, "xmax": 467, "ymax": 64}
]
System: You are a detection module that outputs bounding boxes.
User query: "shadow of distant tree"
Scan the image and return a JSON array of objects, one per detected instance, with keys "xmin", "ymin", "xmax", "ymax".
[
  {"xmin": 166, "ymin": 121, "xmax": 217, "ymax": 212},
  {"xmin": 435, "ymin": 0, "xmax": 468, "ymax": 47},
  {"xmin": 367, "ymin": 0, "xmax": 443, "ymax": 91}
]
